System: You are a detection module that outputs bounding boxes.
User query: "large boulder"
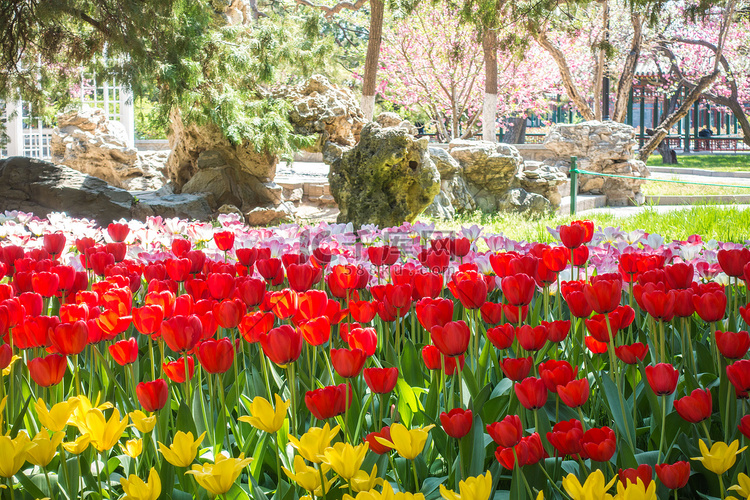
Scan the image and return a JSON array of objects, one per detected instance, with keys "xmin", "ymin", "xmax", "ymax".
[
  {"xmin": 375, "ymin": 112, "xmax": 418, "ymax": 135},
  {"xmin": 544, "ymin": 121, "xmax": 649, "ymax": 204},
  {"xmin": 0, "ymin": 157, "xmax": 135, "ymax": 224},
  {"xmin": 424, "ymin": 147, "xmax": 475, "ymax": 219},
  {"xmin": 447, "ymin": 140, "xmax": 524, "ymax": 212},
  {"xmin": 51, "ymin": 108, "xmax": 167, "ymax": 191},
  {"xmin": 274, "ymin": 75, "xmax": 366, "ymax": 153},
  {"xmin": 517, "ymin": 162, "xmax": 568, "ymax": 208},
  {"xmin": 329, "ymin": 123, "xmax": 440, "ymax": 227}
]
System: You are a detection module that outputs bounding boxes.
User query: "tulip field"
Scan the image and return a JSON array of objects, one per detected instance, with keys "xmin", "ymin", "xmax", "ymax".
[{"xmin": 1, "ymin": 211, "xmax": 750, "ymax": 500}]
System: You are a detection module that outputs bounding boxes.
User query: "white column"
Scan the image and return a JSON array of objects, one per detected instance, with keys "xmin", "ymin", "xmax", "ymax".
[
  {"xmin": 120, "ymin": 88, "xmax": 135, "ymax": 148},
  {"xmin": 482, "ymin": 93, "xmax": 497, "ymax": 142},
  {"xmin": 5, "ymin": 100, "xmax": 24, "ymax": 157}
]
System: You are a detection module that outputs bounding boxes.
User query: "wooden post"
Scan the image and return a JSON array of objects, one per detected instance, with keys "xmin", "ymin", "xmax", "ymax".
[
  {"xmin": 627, "ymin": 88, "xmax": 634, "ymax": 126},
  {"xmin": 694, "ymin": 101, "xmax": 700, "ymax": 150}
]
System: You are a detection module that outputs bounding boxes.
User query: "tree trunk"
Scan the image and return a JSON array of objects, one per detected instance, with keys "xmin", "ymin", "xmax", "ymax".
[
  {"xmin": 704, "ymin": 95, "xmax": 750, "ymax": 147},
  {"xmin": 360, "ymin": 0, "xmax": 384, "ymax": 121},
  {"xmin": 532, "ymin": 27, "xmax": 595, "ymax": 121},
  {"xmin": 505, "ymin": 117, "xmax": 527, "ymax": 144},
  {"xmin": 482, "ymin": 29, "xmax": 498, "ymax": 142},
  {"xmin": 639, "ymin": 70, "xmax": 720, "ymax": 161},
  {"xmin": 657, "ymin": 140, "xmax": 678, "ymax": 164},
  {"xmin": 612, "ymin": 13, "xmax": 642, "ymax": 122}
]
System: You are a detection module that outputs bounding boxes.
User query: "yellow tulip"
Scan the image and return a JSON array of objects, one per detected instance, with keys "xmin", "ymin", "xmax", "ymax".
[
  {"xmin": 186, "ymin": 453, "xmax": 253, "ymax": 496},
  {"xmin": 2, "ymin": 356, "xmax": 20, "ymax": 376},
  {"xmin": 288, "ymin": 424, "xmax": 340, "ymax": 464},
  {"xmin": 129, "ymin": 410, "xmax": 157, "ymax": 434},
  {"xmin": 350, "ymin": 465, "xmax": 384, "ymax": 493},
  {"xmin": 394, "ymin": 491, "xmax": 426, "ymax": 500},
  {"xmin": 562, "ymin": 470, "xmax": 616, "ymax": 500},
  {"xmin": 536, "ymin": 493, "xmax": 544, "ymax": 500},
  {"xmin": 0, "ymin": 431, "xmax": 34, "ymax": 477},
  {"xmin": 283, "ymin": 455, "xmax": 334, "ymax": 494},
  {"xmin": 85, "ymin": 408, "xmax": 129, "ymax": 452},
  {"xmin": 440, "ymin": 471, "xmax": 493, "ymax": 500},
  {"xmin": 374, "ymin": 423, "xmax": 435, "ymax": 460},
  {"xmin": 158, "ymin": 431, "xmax": 206, "ymax": 468},
  {"xmin": 239, "ymin": 393, "xmax": 290, "ymax": 434},
  {"xmin": 26, "ymin": 431, "xmax": 65, "ymax": 468},
  {"xmin": 34, "ymin": 397, "xmax": 79, "ymax": 432},
  {"xmin": 62, "ymin": 434, "xmax": 91, "ymax": 455},
  {"xmin": 68, "ymin": 394, "xmax": 114, "ymax": 435},
  {"xmin": 692, "ymin": 440, "xmax": 748, "ymax": 475},
  {"xmin": 343, "ymin": 481, "xmax": 397, "ymax": 500},
  {"xmin": 321, "ymin": 442, "xmax": 368, "ymax": 480},
  {"xmin": 121, "ymin": 438, "xmax": 143, "ymax": 459},
  {"xmin": 728, "ymin": 472, "xmax": 750, "ymax": 499},
  {"xmin": 612, "ymin": 478, "xmax": 657, "ymax": 500},
  {"xmin": 120, "ymin": 467, "xmax": 161, "ymax": 500}
]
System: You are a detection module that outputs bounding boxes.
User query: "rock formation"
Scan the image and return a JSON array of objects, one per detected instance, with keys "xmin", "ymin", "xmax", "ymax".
[
  {"xmin": 329, "ymin": 123, "xmax": 440, "ymax": 228},
  {"xmin": 275, "ymin": 75, "xmax": 366, "ymax": 153},
  {"xmin": 51, "ymin": 108, "xmax": 167, "ymax": 191},
  {"xmin": 544, "ymin": 121, "xmax": 650, "ymax": 205}
]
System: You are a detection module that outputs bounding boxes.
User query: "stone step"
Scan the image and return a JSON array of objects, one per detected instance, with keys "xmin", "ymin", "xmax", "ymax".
[{"xmin": 558, "ymin": 194, "xmax": 608, "ymax": 214}]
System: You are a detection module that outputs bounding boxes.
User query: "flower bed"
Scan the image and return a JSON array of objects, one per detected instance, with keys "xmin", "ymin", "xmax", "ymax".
[{"xmin": 0, "ymin": 211, "xmax": 748, "ymax": 500}]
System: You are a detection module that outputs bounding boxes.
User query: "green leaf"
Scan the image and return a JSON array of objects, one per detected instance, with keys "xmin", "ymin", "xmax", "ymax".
[
  {"xmin": 226, "ymin": 483, "xmax": 252, "ymax": 500},
  {"xmin": 459, "ymin": 412, "xmax": 487, "ymax": 479},
  {"xmin": 402, "ymin": 339, "xmax": 425, "ymax": 388},
  {"xmin": 177, "ymin": 401, "xmax": 198, "ymax": 437}
]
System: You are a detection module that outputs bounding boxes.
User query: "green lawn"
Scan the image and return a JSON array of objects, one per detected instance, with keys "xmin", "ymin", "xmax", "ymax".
[
  {"xmin": 647, "ymin": 154, "xmax": 750, "ymax": 171},
  {"xmin": 423, "ymin": 205, "xmax": 750, "ymax": 243}
]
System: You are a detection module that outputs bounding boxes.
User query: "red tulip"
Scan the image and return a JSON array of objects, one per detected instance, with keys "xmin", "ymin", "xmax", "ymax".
[
  {"xmin": 295, "ymin": 290, "xmax": 329, "ymax": 323},
  {"xmin": 365, "ymin": 426, "xmax": 393, "ymax": 454},
  {"xmin": 305, "ymin": 383, "xmax": 352, "ymax": 420},
  {"xmin": 543, "ymin": 320, "xmax": 571, "ymax": 343},
  {"xmin": 641, "ymin": 289, "xmax": 676, "ymax": 321},
  {"xmin": 15, "ymin": 315, "xmax": 57, "ymax": 349},
  {"xmin": 331, "ymin": 348, "xmax": 366, "ymax": 378},
  {"xmin": 287, "ymin": 264, "xmax": 317, "ymax": 292},
  {"xmin": 28, "ymin": 354, "xmax": 67, "ymax": 387},
  {"xmin": 585, "ymin": 336, "xmax": 609, "ymax": 354},
  {"xmin": 367, "ymin": 246, "xmax": 400, "ymax": 266},
  {"xmin": 673, "ymin": 388, "xmax": 712, "ymax": 423},
  {"xmin": 547, "ymin": 419, "xmax": 583, "ymax": 457},
  {"xmin": 0, "ymin": 344, "xmax": 11, "ymax": 371},
  {"xmin": 539, "ymin": 360, "xmax": 578, "ymax": 392},
  {"xmin": 494, "ymin": 433, "xmax": 545, "ymax": 469},
  {"xmin": 260, "ymin": 325, "xmax": 303, "ymax": 366},
  {"xmin": 136, "ymin": 379, "xmax": 169, "ymax": 412},
  {"xmin": 448, "ymin": 271, "xmax": 487, "ymax": 309},
  {"xmin": 645, "ymin": 363, "xmax": 679, "ymax": 396},
  {"xmin": 49, "ymin": 321, "xmax": 88, "ymax": 355},
  {"xmin": 739, "ymin": 415, "xmax": 750, "ymax": 439},
  {"xmin": 431, "ymin": 320, "xmax": 471, "ymax": 357},
  {"xmin": 561, "ymin": 281, "xmax": 593, "ymax": 318},
  {"xmin": 298, "ymin": 317, "xmax": 331, "ymax": 347},
  {"xmin": 557, "ymin": 379, "xmax": 590, "ymax": 408},
  {"xmin": 559, "ymin": 223, "xmax": 586, "ymax": 249},
  {"xmin": 347, "ymin": 327, "xmax": 377, "ymax": 357},
  {"xmin": 197, "ymin": 338, "xmax": 235, "ymax": 374},
  {"xmin": 330, "ymin": 265, "xmax": 360, "ymax": 291},
  {"xmin": 421, "ymin": 345, "xmax": 465, "ymax": 375},
  {"xmin": 237, "ymin": 278, "xmax": 266, "ymax": 307},
  {"xmin": 440, "ymin": 408, "xmax": 473, "ymax": 439},
  {"xmin": 655, "ymin": 461, "xmax": 690, "ymax": 490},
  {"xmin": 213, "ymin": 231, "xmax": 235, "ymax": 251},
  {"xmin": 717, "ymin": 248, "xmax": 750, "ymax": 277},
  {"xmin": 581, "ymin": 426, "xmax": 616, "ymax": 462},
  {"xmin": 414, "ymin": 272, "xmax": 443, "ymax": 299},
  {"xmin": 31, "ymin": 272, "xmax": 59, "ymax": 298},
  {"xmin": 500, "ymin": 273, "xmax": 535, "ymax": 307},
  {"xmin": 487, "ymin": 415, "xmax": 522, "ymax": 447},
  {"xmin": 238, "ymin": 312, "xmax": 274, "ymax": 344},
  {"xmin": 43, "ymin": 233, "xmax": 67, "ymax": 257},
  {"xmin": 107, "ymin": 223, "xmax": 130, "ymax": 243},
  {"xmin": 543, "ymin": 246, "xmax": 569, "ymax": 273},
  {"xmin": 502, "ymin": 303, "xmax": 528, "ymax": 324},
  {"xmin": 364, "ymin": 367, "xmax": 399, "ymax": 394},
  {"xmin": 615, "ymin": 343, "xmax": 648, "ymax": 364},
  {"xmin": 213, "ymin": 298, "xmax": 246, "ymax": 329},
  {"xmin": 268, "ymin": 290, "xmax": 298, "ymax": 320},
  {"xmin": 487, "ymin": 324, "xmax": 515, "ymax": 350},
  {"xmin": 584, "ymin": 279, "xmax": 622, "ymax": 314},
  {"xmin": 160, "ymin": 315, "xmax": 203, "ymax": 353},
  {"xmin": 416, "ymin": 298, "xmax": 453, "ymax": 331},
  {"xmin": 516, "ymin": 324, "xmax": 548, "ymax": 352},
  {"xmin": 515, "ymin": 377, "xmax": 547, "ymax": 410},
  {"xmin": 726, "ymin": 359, "xmax": 750, "ymax": 395},
  {"xmin": 418, "ymin": 249, "xmax": 450, "ymax": 274},
  {"xmin": 499, "ymin": 356, "xmax": 532, "ymax": 381},
  {"xmin": 349, "ymin": 300, "xmax": 377, "ymax": 324},
  {"xmin": 206, "ymin": 273, "xmax": 235, "ymax": 301},
  {"xmin": 164, "ymin": 356, "xmax": 195, "ymax": 383},
  {"xmin": 165, "ymin": 258, "xmax": 192, "ymax": 282},
  {"xmin": 619, "ymin": 465, "xmax": 652, "ymax": 488},
  {"xmin": 715, "ymin": 330, "xmax": 750, "ymax": 359},
  {"xmin": 664, "ymin": 263, "xmax": 694, "ymax": 289},
  {"xmin": 109, "ymin": 338, "xmax": 139, "ymax": 366},
  {"xmin": 692, "ymin": 289, "xmax": 726, "ymax": 322},
  {"xmin": 257, "ymin": 258, "xmax": 283, "ymax": 282}
]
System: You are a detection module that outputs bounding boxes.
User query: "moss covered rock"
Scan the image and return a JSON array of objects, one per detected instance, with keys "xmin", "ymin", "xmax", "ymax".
[{"xmin": 328, "ymin": 123, "xmax": 440, "ymax": 228}]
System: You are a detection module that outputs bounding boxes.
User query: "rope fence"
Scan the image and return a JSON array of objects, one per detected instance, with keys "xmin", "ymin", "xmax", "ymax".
[{"xmin": 568, "ymin": 156, "xmax": 750, "ymax": 215}]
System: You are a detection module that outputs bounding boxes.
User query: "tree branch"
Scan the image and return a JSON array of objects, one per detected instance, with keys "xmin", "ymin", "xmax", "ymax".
[{"xmin": 292, "ymin": 0, "xmax": 369, "ymax": 19}]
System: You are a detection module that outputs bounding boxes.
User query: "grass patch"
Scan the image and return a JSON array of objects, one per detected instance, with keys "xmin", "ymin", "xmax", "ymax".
[
  {"xmin": 641, "ymin": 177, "xmax": 750, "ymax": 197},
  {"xmin": 647, "ymin": 154, "xmax": 750, "ymax": 171},
  {"xmin": 422, "ymin": 204, "xmax": 750, "ymax": 243}
]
